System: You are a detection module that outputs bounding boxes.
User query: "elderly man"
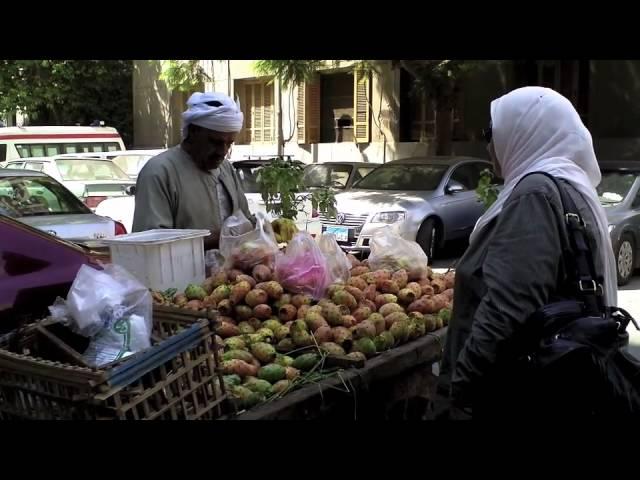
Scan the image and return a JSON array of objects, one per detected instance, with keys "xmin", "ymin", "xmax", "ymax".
[{"xmin": 133, "ymin": 92, "xmax": 253, "ymax": 250}]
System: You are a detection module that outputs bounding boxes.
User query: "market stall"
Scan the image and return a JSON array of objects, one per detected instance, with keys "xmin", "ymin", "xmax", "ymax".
[
  {"xmin": 231, "ymin": 328, "xmax": 445, "ymax": 420},
  {"xmin": 149, "ymin": 223, "xmax": 453, "ymax": 418},
  {"xmin": 0, "ymin": 213, "xmax": 453, "ymax": 420}
]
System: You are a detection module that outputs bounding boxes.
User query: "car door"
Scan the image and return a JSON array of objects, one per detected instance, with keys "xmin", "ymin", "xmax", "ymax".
[
  {"xmin": 438, "ymin": 162, "xmax": 488, "ymax": 240},
  {"xmin": 0, "ymin": 216, "xmax": 101, "ymax": 331},
  {"xmin": 630, "ymin": 179, "xmax": 640, "ymax": 261}
]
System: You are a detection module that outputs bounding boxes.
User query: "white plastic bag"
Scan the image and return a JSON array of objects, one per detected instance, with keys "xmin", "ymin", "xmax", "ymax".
[
  {"xmin": 220, "ymin": 210, "xmax": 279, "ymax": 271},
  {"xmin": 318, "ymin": 232, "xmax": 351, "ymax": 284},
  {"xmin": 48, "ymin": 264, "xmax": 153, "ymax": 367},
  {"xmin": 368, "ymin": 227, "xmax": 430, "ymax": 280}
]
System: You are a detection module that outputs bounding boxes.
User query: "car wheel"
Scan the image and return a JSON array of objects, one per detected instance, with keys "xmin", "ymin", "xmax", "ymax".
[
  {"xmin": 616, "ymin": 233, "xmax": 635, "ymax": 286},
  {"xmin": 416, "ymin": 218, "xmax": 439, "ymax": 264}
]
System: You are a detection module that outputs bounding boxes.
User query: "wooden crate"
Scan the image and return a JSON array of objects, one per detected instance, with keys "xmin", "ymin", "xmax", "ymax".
[{"xmin": 0, "ymin": 309, "xmax": 228, "ymax": 420}]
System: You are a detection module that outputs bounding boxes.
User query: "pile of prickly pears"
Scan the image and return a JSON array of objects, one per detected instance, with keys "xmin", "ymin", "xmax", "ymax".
[{"xmin": 151, "ymin": 249, "xmax": 455, "ymax": 411}]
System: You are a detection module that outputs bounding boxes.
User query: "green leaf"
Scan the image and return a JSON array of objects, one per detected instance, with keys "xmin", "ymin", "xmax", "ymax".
[{"xmin": 476, "ymin": 168, "xmax": 500, "ymax": 209}]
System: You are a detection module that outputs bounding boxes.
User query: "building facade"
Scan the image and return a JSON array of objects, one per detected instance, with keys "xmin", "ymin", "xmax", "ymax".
[{"xmin": 132, "ymin": 60, "xmax": 640, "ymax": 163}]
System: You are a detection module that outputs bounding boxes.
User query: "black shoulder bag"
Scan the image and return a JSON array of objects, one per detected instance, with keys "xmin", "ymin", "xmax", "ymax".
[{"xmin": 518, "ymin": 172, "xmax": 640, "ymax": 415}]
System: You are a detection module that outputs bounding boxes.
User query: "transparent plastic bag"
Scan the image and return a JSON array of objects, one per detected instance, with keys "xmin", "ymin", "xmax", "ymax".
[
  {"xmin": 275, "ymin": 232, "xmax": 330, "ymax": 300},
  {"xmin": 48, "ymin": 264, "xmax": 152, "ymax": 367},
  {"xmin": 220, "ymin": 210, "xmax": 279, "ymax": 271},
  {"xmin": 368, "ymin": 226, "xmax": 430, "ymax": 280},
  {"xmin": 205, "ymin": 249, "xmax": 225, "ymax": 277},
  {"xmin": 318, "ymin": 232, "xmax": 351, "ymax": 284}
]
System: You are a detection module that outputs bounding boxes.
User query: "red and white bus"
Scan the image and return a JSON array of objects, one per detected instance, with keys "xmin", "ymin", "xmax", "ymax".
[{"xmin": 0, "ymin": 126, "xmax": 126, "ymax": 166}]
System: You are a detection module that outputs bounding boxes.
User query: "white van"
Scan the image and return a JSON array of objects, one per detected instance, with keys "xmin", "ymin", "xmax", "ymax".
[{"xmin": 0, "ymin": 126, "xmax": 126, "ymax": 166}]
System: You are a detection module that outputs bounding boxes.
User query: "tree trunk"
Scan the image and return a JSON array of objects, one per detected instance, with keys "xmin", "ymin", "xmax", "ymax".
[
  {"xmin": 277, "ymin": 79, "xmax": 285, "ymax": 156},
  {"xmin": 435, "ymin": 100, "xmax": 453, "ymax": 156}
]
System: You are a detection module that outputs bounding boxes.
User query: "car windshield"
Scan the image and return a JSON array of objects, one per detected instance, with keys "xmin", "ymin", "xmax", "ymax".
[
  {"xmin": 110, "ymin": 155, "xmax": 153, "ymax": 177},
  {"xmin": 353, "ymin": 164, "xmax": 448, "ymax": 191},
  {"xmin": 233, "ymin": 164, "xmax": 264, "ymax": 193},
  {"xmin": 0, "ymin": 175, "xmax": 88, "ymax": 217},
  {"xmin": 55, "ymin": 159, "xmax": 129, "ymax": 181},
  {"xmin": 597, "ymin": 172, "xmax": 638, "ymax": 206},
  {"xmin": 303, "ymin": 164, "xmax": 353, "ymax": 189}
]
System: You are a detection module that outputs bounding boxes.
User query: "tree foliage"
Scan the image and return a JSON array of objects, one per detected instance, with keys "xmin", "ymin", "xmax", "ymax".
[
  {"xmin": 0, "ymin": 60, "xmax": 133, "ymax": 145},
  {"xmin": 158, "ymin": 60, "xmax": 210, "ymax": 93},
  {"xmin": 253, "ymin": 60, "xmax": 326, "ymax": 88}
]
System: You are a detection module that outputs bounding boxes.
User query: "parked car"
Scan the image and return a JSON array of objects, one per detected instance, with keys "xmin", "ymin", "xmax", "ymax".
[
  {"xmin": 233, "ymin": 158, "xmax": 338, "ymax": 234},
  {"xmin": 59, "ymin": 149, "xmax": 166, "ymax": 179},
  {"xmin": 4, "ymin": 155, "xmax": 135, "ymax": 210},
  {"xmin": 598, "ymin": 161, "xmax": 640, "ymax": 285},
  {"xmin": 96, "ymin": 158, "xmax": 318, "ymax": 234},
  {"xmin": 0, "ymin": 213, "xmax": 109, "ymax": 332},
  {"xmin": 231, "ymin": 159, "xmax": 281, "ymax": 222},
  {"xmin": 0, "ymin": 169, "xmax": 127, "ymax": 242},
  {"xmin": 302, "ymin": 162, "xmax": 378, "ymax": 191},
  {"xmin": 319, "ymin": 156, "xmax": 498, "ymax": 260},
  {"xmin": 96, "ymin": 158, "xmax": 309, "ymax": 234}
]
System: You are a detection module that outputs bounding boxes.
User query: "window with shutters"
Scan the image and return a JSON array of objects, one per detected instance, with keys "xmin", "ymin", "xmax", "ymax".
[
  {"xmin": 235, "ymin": 79, "xmax": 275, "ymax": 144},
  {"xmin": 299, "ymin": 68, "xmax": 372, "ymax": 145},
  {"xmin": 319, "ymin": 72, "xmax": 355, "ymax": 143}
]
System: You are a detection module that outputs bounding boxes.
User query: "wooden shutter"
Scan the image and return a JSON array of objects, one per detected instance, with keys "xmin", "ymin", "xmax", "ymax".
[
  {"xmin": 252, "ymin": 84, "xmax": 263, "ymax": 143},
  {"xmin": 296, "ymin": 77, "xmax": 321, "ymax": 144},
  {"xmin": 354, "ymin": 69, "xmax": 371, "ymax": 143},
  {"xmin": 237, "ymin": 83, "xmax": 249, "ymax": 144},
  {"xmin": 263, "ymin": 82, "xmax": 274, "ymax": 142},
  {"xmin": 297, "ymin": 83, "xmax": 306, "ymax": 143}
]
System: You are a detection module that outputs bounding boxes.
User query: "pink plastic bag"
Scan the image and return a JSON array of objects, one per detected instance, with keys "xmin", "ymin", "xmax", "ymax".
[
  {"xmin": 220, "ymin": 211, "xmax": 279, "ymax": 271},
  {"xmin": 318, "ymin": 232, "xmax": 351, "ymax": 285},
  {"xmin": 275, "ymin": 232, "xmax": 330, "ymax": 300}
]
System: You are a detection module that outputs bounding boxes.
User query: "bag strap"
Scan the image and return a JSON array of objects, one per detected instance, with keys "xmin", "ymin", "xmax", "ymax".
[{"xmin": 516, "ymin": 172, "xmax": 604, "ymax": 315}]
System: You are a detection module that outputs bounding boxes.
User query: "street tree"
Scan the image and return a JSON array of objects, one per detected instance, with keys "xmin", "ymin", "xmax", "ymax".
[
  {"xmin": 400, "ymin": 60, "xmax": 493, "ymax": 155},
  {"xmin": 0, "ymin": 60, "xmax": 133, "ymax": 145}
]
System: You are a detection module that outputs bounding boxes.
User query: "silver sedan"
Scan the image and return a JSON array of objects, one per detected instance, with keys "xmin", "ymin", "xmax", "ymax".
[
  {"xmin": 319, "ymin": 156, "xmax": 498, "ymax": 260},
  {"xmin": 599, "ymin": 162, "xmax": 640, "ymax": 285}
]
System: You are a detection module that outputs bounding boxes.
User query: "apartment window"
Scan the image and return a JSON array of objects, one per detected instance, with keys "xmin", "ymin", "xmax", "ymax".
[
  {"xmin": 236, "ymin": 79, "xmax": 275, "ymax": 144},
  {"xmin": 320, "ymin": 72, "xmax": 354, "ymax": 143}
]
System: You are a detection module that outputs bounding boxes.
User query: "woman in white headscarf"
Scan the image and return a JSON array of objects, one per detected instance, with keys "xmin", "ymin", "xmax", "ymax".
[{"xmin": 438, "ymin": 86, "xmax": 617, "ymax": 419}]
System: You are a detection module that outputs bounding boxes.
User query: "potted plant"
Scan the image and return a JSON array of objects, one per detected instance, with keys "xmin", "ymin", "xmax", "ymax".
[{"xmin": 256, "ymin": 156, "xmax": 337, "ymax": 244}]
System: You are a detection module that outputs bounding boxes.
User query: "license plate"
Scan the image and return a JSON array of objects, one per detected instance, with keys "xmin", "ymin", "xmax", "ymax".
[{"xmin": 326, "ymin": 226, "xmax": 349, "ymax": 242}]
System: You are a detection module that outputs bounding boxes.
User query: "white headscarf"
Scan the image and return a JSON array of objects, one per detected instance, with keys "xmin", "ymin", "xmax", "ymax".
[
  {"xmin": 471, "ymin": 86, "xmax": 617, "ymax": 305},
  {"xmin": 181, "ymin": 92, "xmax": 243, "ymax": 140}
]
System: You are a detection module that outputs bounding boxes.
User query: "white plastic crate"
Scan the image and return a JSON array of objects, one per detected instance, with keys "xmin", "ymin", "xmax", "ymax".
[{"xmin": 102, "ymin": 229, "xmax": 210, "ymax": 292}]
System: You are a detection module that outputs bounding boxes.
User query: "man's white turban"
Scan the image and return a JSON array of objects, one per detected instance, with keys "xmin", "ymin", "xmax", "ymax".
[{"xmin": 181, "ymin": 92, "xmax": 244, "ymax": 139}]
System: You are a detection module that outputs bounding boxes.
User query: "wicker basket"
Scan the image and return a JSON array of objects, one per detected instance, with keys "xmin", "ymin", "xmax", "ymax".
[{"xmin": 0, "ymin": 308, "xmax": 228, "ymax": 420}]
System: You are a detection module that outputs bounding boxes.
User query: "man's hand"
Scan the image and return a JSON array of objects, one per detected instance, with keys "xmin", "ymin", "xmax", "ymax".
[{"xmin": 203, "ymin": 232, "xmax": 220, "ymax": 251}]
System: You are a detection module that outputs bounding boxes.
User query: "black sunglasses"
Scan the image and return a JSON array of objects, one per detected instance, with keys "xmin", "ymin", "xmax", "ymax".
[{"xmin": 482, "ymin": 122, "xmax": 492, "ymax": 144}]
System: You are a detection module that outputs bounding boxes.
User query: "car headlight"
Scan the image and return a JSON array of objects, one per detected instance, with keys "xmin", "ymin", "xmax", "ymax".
[
  {"xmin": 371, "ymin": 211, "xmax": 406, "ymax": 224},
  {"xmin": 608, "ymin": 224, "xmax": 615, "ymax": 233}
]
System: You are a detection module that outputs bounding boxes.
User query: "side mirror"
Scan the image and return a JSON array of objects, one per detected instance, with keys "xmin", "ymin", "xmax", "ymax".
[
  {"xmin": 125, "ymin": 185, "xmax": 136, "ymax": 196},
  {"xmin": 446, "ymin": 183, "xmax": 464, "ymax": 194}
]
